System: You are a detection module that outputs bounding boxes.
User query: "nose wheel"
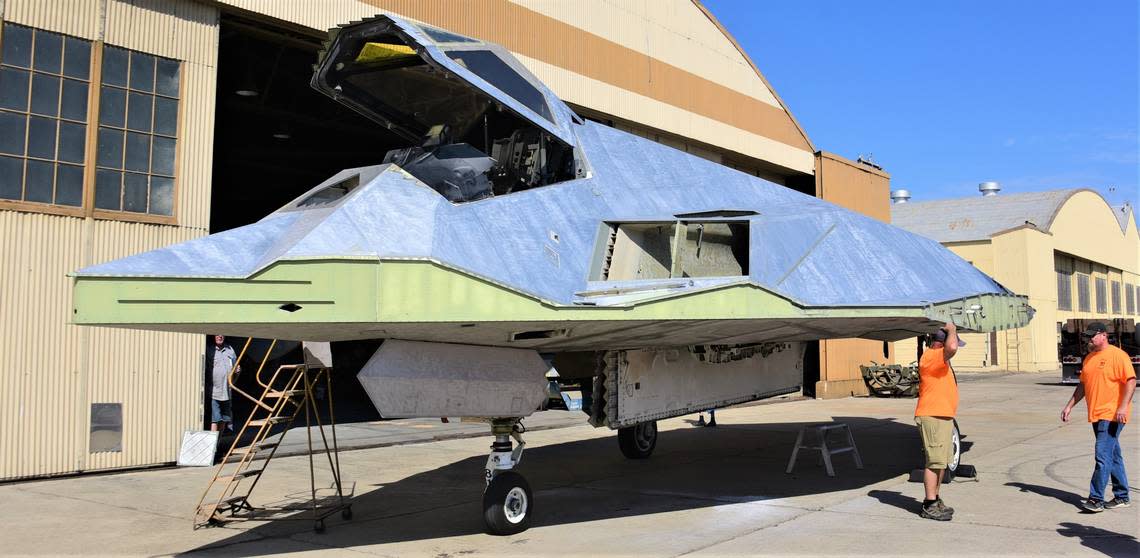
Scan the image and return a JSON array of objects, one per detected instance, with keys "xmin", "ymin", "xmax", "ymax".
[
  {"xmin": 483, "ymin": 470, "xmax": 533, "ymax": 535},
  {"xmin": 483, "ymin": 419, "xmax": 533, "ymax": 535}
]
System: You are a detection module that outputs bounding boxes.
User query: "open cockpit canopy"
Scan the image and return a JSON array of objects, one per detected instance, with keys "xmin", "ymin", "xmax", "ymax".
[{"xmin": 311, "ymin": 16, "xmax": 582, "ymax": 202}]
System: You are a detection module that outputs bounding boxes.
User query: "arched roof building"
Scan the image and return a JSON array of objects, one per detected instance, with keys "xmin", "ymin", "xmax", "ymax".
[{"xmin": 892, "ymin": 189, "xmax": 1139, "ymax": 372}]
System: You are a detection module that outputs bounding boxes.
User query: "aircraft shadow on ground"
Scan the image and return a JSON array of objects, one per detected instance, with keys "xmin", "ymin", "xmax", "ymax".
[{"xmin": 183, "ymin": 416, "xmax": 930, "ymax": 555}]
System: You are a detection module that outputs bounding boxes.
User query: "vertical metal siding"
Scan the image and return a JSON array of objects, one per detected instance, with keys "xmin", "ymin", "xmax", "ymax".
[
  {"xmin": 178, "ymin": 61, "xmax": 216, "ymax": 231},
  {"xmin": 219, "ymin": 0, "xmax": 376, "ymax": 32},
  {"xmin": 0, "ymin": 0, "xmax": 217, "ymax": 480},
  {"xmin": 84, "ymin": 222, "xmax": 203, "ymax": 473},
  {"xmin": 105, "ymin": 0, "xmax": 216, "ymax": 65},
  {"xmin": 2, "ymin": 0, "xmax": 101, "ymax": 39},
  {"xmin": 80, "ymin": 0, "xmax": 218, "ymax": 474},
  {"xmin": 0, "ymin": 212, "xmax": 87, "ymax": 479}
]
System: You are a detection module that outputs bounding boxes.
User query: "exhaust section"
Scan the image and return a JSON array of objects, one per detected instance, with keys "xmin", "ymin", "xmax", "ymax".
[{"xmin": 590, "ymin": 343, "xmax": 805, "ymax": 429}]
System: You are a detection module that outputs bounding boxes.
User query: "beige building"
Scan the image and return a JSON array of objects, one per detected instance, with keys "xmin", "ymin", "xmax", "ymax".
[
  {"xmin": 892, "ymin": 188, "xmax": 1140, "ymax": 371},
  {"xmin": 0, "ymin": 0, "xmax": 890, "ymax": 480}
]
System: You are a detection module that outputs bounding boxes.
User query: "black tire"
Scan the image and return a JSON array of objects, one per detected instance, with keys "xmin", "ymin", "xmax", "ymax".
[
  {"xmin": 341, "ymin": 506, "xmax": 353, "ymax": 520},
  {"xmin": 482, "ymin": 471, "xmax": 533, "ymax": 535},
  {"xmin": 314, "ymin": 519, "xmax": 325, "ymax": 534},
  {"xmin": 618, "ymin": 421, "xmax": 657, "ymax": 459}
]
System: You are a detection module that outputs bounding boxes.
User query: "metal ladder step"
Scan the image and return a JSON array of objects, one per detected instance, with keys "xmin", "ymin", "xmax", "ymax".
[
  {"xmin": 265, "ymin": 389, "xmax": 304, "ymax": 399},
  {"xmin": 233, "ymin": 440, "xmax": 273, "ymax": 454},
  {"xmin": 217, "ymin": 469, "xmax": 263, "ymax": 482},
  {"xmin": 224, "ymin": 443, "xmax": 279, "ymax": 462},
  {"xmin": 197, "ymin": 495, "xmax": 252, "ymax": 518},
  {"xmin": 247, "ymin": 416, "xmax": 292, "ymax": 427}
]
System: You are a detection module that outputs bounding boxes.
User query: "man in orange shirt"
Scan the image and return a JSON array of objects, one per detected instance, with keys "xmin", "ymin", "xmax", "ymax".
[
  {"xmin": 1061, "ymin": 321, "xmax": 1136, "ymax": 512},
  {"xmin": 915, "ymin": 321, "xmax": 961, "ymax": 521}
]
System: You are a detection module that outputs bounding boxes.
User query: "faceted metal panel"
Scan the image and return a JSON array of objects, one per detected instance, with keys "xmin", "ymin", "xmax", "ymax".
[{"xmin": 357, "ymin": 340, "xmax": 549, "ymax": 418}]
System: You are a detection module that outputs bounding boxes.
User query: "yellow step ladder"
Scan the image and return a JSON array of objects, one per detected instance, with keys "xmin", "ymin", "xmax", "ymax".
[{"xmin": 194, "ymin": 340, "xmax": 352, "ymax": 532}]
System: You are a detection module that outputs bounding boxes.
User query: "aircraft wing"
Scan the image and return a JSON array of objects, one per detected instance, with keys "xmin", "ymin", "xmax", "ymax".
[{"xmin": 70, "ymin": 14, "xmax": 1033, "ymax": 349}]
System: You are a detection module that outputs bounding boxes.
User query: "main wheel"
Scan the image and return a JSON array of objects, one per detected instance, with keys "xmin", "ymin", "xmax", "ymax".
[
  {"xmin": 482, "ymin": 471, "xmax": 533, "ymax": 535},
  {"xmin": 948, "ymin": 421, "xmax": 962, "ymax": 475},
  {"xmin": 618, "ymin": 421, "xmax": 657, "ymax": 459}
]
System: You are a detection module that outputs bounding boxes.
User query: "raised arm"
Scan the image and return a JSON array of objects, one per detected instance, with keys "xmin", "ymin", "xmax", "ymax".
[{"xmin": 943, "ymin": 322, "xmax": 958, "ymax": 361}]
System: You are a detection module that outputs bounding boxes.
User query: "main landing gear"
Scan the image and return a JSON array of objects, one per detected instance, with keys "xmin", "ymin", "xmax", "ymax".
[
  {"xmin": 482, "ymin": 418, "xmax": 533, "ymax": 535},
  {"xmin": 618, "ymin": 420, "xmax": 657, "ymax": 459}
]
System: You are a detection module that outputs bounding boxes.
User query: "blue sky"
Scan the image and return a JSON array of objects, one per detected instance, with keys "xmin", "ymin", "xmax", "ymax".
[{"xmin": 703, "ymin": 1, "xmax": 1139, "ymax": 208}]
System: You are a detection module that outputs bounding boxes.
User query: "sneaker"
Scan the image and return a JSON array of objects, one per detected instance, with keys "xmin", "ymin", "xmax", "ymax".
[
  {"xmin": 1081, "ymin": 498, "xmax": 1105, "ymax": 513},
  {"xmin": 1104, "ymin": 498, "xmax": 1131, "ymax": 510},
  {"xmin": 935, "ymin": 498, "xmax": 955, "ymax": 515},
  {"xmin": 921, "ymin": 501, "xmax": 953, "ymax": 521}
]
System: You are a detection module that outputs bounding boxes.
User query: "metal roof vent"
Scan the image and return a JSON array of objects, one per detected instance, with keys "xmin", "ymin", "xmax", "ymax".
[
  {"xmin": 979, "ymin": 181, "xmax": 1001, "ymax": 196},
  {"xmin": 890, "ymin": 189, "xmax": 911, "ymax": 204}
]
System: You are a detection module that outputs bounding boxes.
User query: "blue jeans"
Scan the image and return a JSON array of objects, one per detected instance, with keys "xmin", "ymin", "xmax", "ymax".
[{"xmin": 1089, "ymin": 420, "xmax": 1129, "ymax": 502}]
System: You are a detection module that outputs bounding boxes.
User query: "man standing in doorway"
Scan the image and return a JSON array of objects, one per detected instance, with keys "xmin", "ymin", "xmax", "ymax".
[
  {"xmin": 915, "ymin": 321, "xmax": 961, "ymax": 521},
  {"xmin": 1061, "ymin": 321, "xmax": 1136, "ymax": 512},
  {"xmin": 208, "ymin": 334, "xmax": 240, "ymax": 432}
]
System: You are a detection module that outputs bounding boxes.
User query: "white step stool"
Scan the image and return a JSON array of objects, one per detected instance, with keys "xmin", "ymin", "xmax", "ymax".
[{"xmin": 785, "ymin": 423, "xmax": 864, "ymax": 477}]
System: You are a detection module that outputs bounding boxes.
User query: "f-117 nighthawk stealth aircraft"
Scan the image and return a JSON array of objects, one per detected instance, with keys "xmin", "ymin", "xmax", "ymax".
[{"xmin": 72, "ymin": 15, "xmax": 1032, "ymax": 534}]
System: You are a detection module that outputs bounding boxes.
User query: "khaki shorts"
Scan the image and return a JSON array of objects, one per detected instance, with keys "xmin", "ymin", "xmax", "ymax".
[{"xmin": 916, "ymin": 416, "xmax": 954, "ymax": 469}]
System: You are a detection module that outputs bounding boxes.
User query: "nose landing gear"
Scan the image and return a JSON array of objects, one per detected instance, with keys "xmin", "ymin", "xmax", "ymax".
[{"xmin": 482, "ymin": 419, "xmax": 533, "ymax": 535}]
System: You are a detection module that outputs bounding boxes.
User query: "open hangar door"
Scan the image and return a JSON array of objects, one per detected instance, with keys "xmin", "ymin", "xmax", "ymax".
[{"xmin": 206, "ymin": 14, "xmax": 401, "ymax": 428}]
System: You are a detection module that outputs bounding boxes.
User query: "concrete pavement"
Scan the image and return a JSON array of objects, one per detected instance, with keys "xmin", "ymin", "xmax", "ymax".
[{"xmin": 1, "ymin": 371, "xmax": 1136, "ymax": 557}]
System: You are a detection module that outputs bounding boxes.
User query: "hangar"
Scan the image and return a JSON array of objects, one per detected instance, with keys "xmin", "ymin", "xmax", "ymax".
[
  {"xmin": 0, "ymin": 0, "xmax": 893, "ymax": 480},
  {"xmin": 892, "ymin": 186, "xmax": 1139, "ymax": 371}
]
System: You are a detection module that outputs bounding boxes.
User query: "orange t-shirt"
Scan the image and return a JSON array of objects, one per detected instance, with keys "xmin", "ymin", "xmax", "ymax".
[
  {"xmin": 1080, "ymin": 345, "xmax": 1136, "ymax": 423},
  {"xmin": 915, "ymin": 347, "xmax": 958, "ymax": 417}
]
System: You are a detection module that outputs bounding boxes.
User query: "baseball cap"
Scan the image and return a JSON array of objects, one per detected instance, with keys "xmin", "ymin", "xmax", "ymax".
[
  {"xmin": 931, "ymin": 328, "xmax": 966, "ymax": 346},
  {"xmin": 1083, "ymin": 322, "xmax": 1107, "ymax": 337}
]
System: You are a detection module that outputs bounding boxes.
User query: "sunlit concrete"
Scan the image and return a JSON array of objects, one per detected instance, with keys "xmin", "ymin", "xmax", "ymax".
[{"xmin": 2, "ymin": 371, "xmax": 1136, "ymax": 557}]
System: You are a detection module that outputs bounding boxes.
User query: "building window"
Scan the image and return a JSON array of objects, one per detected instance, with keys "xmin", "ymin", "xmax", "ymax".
[
  {"xmin": 94, "ymin": 46, "xmax": 178, "ymax": 216},
  {"xmin": 0, "ymin": 23, "xmax": 180, "ymax": 222},
  {"xmin": 1126, "ymin": 283, "xmax": 1136, "ymax": 315},
  {"xmin": 1076, "ymin": 274, "xmax": 1090, "ymax": 312},
  {"xmin": 0, "ymin": 23, "xmax": 90, "ymax": 207},
  {"xmin": 1056, "ymin": 269, "xmax": 1072, "ymax": 311},
  {"xmin": 1094, "ymin": 277, "xmax": 1107, "ymax": 314},
  {"xmin": 1110, "ymin": 281, "xmax": 1121, "ymax": 314}
]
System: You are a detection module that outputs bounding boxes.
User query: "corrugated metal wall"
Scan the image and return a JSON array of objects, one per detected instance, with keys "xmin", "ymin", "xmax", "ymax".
[
  {"xmin": 3, "ymin": 0, "xmax": 101, "ymax": 39},
  {"xmin": 0, "ymin": 0, "xmax": 219, "ymax": 479},
  {"xmin": 0, "ymin": 212, "xmax": 88, "ymax": 478}
]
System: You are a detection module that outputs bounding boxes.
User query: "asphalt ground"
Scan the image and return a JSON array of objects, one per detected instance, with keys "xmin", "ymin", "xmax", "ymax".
[{"xmin": 2, "ymin": 370, "xmax": 1137, "ymax": 557}]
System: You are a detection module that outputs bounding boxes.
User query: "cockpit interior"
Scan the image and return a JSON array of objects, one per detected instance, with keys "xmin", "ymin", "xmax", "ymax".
[{"xmin": 311, "ymin": 22, "xmax": 582, "ymax": 203}]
